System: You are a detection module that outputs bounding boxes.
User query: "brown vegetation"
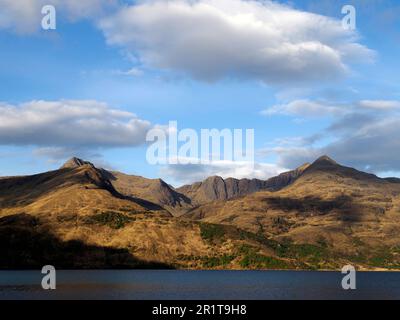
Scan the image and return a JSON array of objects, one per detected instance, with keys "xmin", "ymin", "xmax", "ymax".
[{"xmin": 1, "ymin": 156, "xmax": 400, "ymax": 270}]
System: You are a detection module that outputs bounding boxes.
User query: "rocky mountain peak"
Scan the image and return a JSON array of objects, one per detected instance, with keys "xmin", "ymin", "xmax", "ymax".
[
  {"xmin": 313, "ymin": 155, "xmax": 337, "ymax": 166},
  {"xmin": 61, "ymin": 157, "xmax": 94, "ymax": 169}
]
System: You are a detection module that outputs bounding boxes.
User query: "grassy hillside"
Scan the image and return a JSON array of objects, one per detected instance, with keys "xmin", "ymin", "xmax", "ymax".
[{"xmin": 2, "ymin": 156, "xmax": 400, "ymax": 270}]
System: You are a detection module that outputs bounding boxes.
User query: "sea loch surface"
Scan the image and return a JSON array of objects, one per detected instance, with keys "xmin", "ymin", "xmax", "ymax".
[{"xmin": 0, "ymin": 270, "xmax": 399, "ymax": 300}]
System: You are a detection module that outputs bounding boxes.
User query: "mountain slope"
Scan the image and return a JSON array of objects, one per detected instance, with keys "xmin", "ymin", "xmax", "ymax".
[
  {"xmin": 177, "ymin": 164, "xmax": 310, "ymax": 206},
  {"xmin": 104, "ymin": 171, "xmax": 192, "ymax": 216},
  {"xmin": 0, "ymin": 158, "xmax": 170, "ymax": 219},
  {"xmin": 184, "ymin": 156, "xmax": 400, "ymax": 265},
  {"xmin": 177, "ymin": 176, "xmax": 270, "ymax": 205},
  {"xmin": 0, "ymin": 159, "xmax": 209, "ymax": 269},
  {"xmin": 1, "ymin": 158, "xmax": 295, "ymax": 269},
  {"xmin": 2, "ymin": 155, "xmax": 400, "ymax": 270},
  {"xmin": 264, "ymin": 162, "xmax": 310, "ymax": 190}
]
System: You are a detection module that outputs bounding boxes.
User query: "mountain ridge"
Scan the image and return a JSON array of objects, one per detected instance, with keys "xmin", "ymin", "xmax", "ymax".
[
  {"xmin": 2, "ymin": 155, "xmax": 400, "ymax": 270},
  {"xmin": 176, "ymin": 162, "xmax": 312, "ymax": 205}
]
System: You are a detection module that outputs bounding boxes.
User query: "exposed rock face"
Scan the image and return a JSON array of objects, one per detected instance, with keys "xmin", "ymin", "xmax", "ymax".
[
  {"xmin": 61, "ymin": 157, "xmax": 94, "ymax": 169},
  {"xmin": 177, "ymin": 164, "xmax": 311, "ymax": 205},
  {"xmin": 264, "ymin": 163, "xmax": 310, "ymax": 191},
  {"xmin": 178, "ymin": 176, "xmax": 271, "ymax": 205},
  {"xmin": 224, "ymin": 177, "xmax": 270, "ymax": 198}
]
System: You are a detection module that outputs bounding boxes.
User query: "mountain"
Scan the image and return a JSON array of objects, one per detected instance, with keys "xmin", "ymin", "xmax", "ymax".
[
  {"xmin": 2, "ymin": 155, "xmax": 400, "ymax": 270},
  {"xmin": 264, "ymin": 162, "xmax": 310, "ymax": 190},
  {"xmin": 184, "ymin": 155, "xmax": 400, "ymax": 269},
  {"xmin": 61, "ymin": 157, "xmax": 94, "ymax": 169},
  {"xmin": 104, "ymin": 171, "xmax": 192, "ymax": 216},
  {"xmin": 0, "ymin": 158, "xmax": 170, "ymax": 218},
  {"xmin": 185, "ymin": 155, "xmax": 392, "ymax": 225},
  {"xmin": 177, "ymin": 163, "xmax": 310, "ymax": 205},
  {"xmin": 384, "ymin": 177, "xmax": 400, "ymax": 184},
  {"xmin": 177, "ymin": 176, "xmax": 268, "ymax": 205},
  {"xmin": 0, "ymin": 158, "xmax": 267, "ymax": 269}
]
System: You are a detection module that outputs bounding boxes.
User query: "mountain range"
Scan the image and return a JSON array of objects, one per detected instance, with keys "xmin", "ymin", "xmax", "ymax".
[{"xmin": 1, "ymin": 155, "xmax": 400, "ymax": 270}]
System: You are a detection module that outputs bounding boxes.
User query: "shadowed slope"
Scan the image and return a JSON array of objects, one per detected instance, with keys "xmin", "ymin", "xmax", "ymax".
[
  {"xmin": 0, "ymin": 213, "xmax": 173, "ymax": 269},
  {"xmin": 104, "ymin": 170, "xmax": 192, "ymax": 216},
  {"xmin": 0, "ymin": 158, "xmax": 171, "ymax": 218},
  {"xmin": 184, "ymin": 156, "xmax": 400, "ymax": 256},
  {"xmin": 2, "ymin": 155, "xmax": 400, "ymax": 270}
]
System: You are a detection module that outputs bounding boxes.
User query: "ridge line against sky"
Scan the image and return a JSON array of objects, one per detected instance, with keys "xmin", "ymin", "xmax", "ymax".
[{"xmin": 0, "ymin": 0, "xmax": 399, "ymax": 185}]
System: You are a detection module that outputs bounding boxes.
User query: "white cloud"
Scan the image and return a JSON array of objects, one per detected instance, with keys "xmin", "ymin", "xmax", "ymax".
[
  {"xmin": 0, "ymin": 0, "xmax": 117, "ymax": 33},
  {"xmin": 261, "ymin": 97, "xmax": 400, "ymax": 173},
  {"xmin": 0, "ymin": 100, "xmax": 152, "ymax": 147},
  {"xmin": 273, "ymin": 146, "xmax": 321, "ymax": 169},
  {"xmin": 99, "ymin": 0, "xmax": 374, "ymax": 84},
  {"xmin": 160, "ymin": 159, "xmax": 286, "ymax": 184},
  {"xmin": 261, "ymin": 98, "xmax": 400, "ymax": 118},
  {"xmin": 273, "ymin": 112, "xmax": 400, "ymax": 174},
  {"xmin": 322, "ymin": 116, "xmax": 400, "ymax": 172},
  {"xmin": 262, "ymin": 99, "xmax": 346, "ymax": 117},
  {"xmin": 358, "ymin": 100, "xmax": 400, "ymax": 110}
]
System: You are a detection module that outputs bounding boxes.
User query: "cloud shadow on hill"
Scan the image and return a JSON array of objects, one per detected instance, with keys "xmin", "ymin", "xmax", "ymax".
[{"xmin": 262, "ymin": 195, "xmax": 363, "ymax": 223}]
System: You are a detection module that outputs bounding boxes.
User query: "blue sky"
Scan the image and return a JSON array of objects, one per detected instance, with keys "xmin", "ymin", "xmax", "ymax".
[{"xmin": 0, "ymin": 0, "xmax": 399, "ymax": 185}]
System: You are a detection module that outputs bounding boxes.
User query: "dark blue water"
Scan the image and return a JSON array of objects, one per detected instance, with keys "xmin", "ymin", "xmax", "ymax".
[{"xmin": 0, "ymin": 270, "xmax": 399, "ymax": 300}]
